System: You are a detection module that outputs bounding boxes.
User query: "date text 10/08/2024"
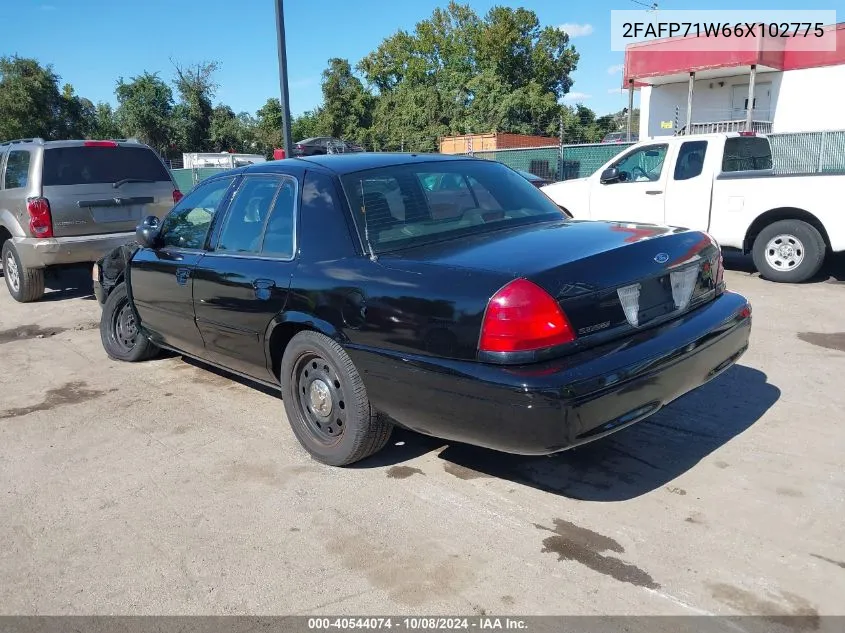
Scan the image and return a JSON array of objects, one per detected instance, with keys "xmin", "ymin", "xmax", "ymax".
[
  {"xmin": 621, "ymin": 22, "xmax": 826, "ymax": 39},
  {"xmin": 307, "ymin": 617, "xmax": 529, "ymax": 630}
]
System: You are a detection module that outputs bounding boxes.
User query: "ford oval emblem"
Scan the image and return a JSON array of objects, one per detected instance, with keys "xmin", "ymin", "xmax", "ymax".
[{"xmin": 654, "ymin": 252, "xmax": 669, "ymax": 264}]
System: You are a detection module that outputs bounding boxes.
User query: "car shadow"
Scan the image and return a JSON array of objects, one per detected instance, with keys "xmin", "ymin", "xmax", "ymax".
[
  {"xmin": 41, "ymin": 266, "xmax": 96, "ymax": 301},
  {"xmin": 723, "ymin": 249, "xmax": 845, "ymax": 284},
  {"xmin": 363, "ymin": 364, "xmax": 780, "ymax": 501}
]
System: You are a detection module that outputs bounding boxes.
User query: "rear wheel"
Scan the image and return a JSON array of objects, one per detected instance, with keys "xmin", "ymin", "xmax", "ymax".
[
  {"xmin": 100, "ymin": 283, "xmax": 159, "ymax": 362},
  {"xmin": 2, "ymin": 241, "xmax": 45, "ymax": 302},
  {"xmin": 280, "ymin": 331, "xmax": 392, "ymax": 466},
  {"xmin": 752, "ymin": 219, "xmax": 826, "ymax": 283}
]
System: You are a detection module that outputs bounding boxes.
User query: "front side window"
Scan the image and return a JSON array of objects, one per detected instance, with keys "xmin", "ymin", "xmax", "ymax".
[
  {"xmin": 341, "ymin": 160, "xmax": 565, "ymax": 253},
  {"xmin": 4, "ymin": 150, "xmax": 31, "ymax": 189},
  {"xmin": 159, "ymin": 177, "xmax": 234, "ymax": 250},
  {"xmin": 674, "ymin": 141, "xmax": 708, "ymax": 181},
  {"xmin": 612, "ymin": 144, "xmax": 668, "ymax": 183}
]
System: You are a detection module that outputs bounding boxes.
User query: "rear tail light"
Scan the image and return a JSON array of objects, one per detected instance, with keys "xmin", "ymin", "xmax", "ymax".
[
  {"xmin": 715, "ymin": 252, "xmax": 725, "ymax": 290},
  {"xmin": 27, "ymin": 197, "xmax": 53, "ymax": 238},
  {"xmin": 83, "ymin": 140, "xmax": 118, "ymax": 147},
  {"xmin": 479, "ymin": 278, "xmax": 575, "ymax": 353},
  {"xmin": 172, "ymin": 189, "xmax": 183, "ymax": 204},
  {"xmin": 739, "ymin": 304, "xmax": 752, "ymax": 319}
]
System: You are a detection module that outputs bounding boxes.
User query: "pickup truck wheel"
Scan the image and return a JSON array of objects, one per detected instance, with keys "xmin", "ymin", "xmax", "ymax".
[
  {"xmin": 752, "ymin": 220, "xmax": 826, "ymax": 283},
  {"xmin": 100, "ymin": 283, "xmax": 159, "ymax": 362},
  {"xmin": 2, "ymin": 241, "xmax": 45, "ymax": 302},
  {"xmin": 280, "ymin": 331, "xmax": 392, "ymax": 466}
]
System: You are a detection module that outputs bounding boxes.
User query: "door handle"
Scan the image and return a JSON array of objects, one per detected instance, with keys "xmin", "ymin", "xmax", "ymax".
[
  {"xmin": 646, "ymin": 190, "xmax": 663, "ymax": 195},
  {"xmin": 175, "ymin": 267, "xmax": 191, "ymax": 285},
  {"xmin": 252, "ymin": 278, "xmax": 276, "ymax": 300}
]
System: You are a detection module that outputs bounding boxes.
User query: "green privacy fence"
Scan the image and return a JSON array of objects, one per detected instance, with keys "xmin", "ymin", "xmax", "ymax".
[
  {"xmin": 169, "ymin": 131, "xmax": 845, "ymax": 192},
  {"xmin": 170, "ymin": 167, "xmax": 229, "ymax": 193}
]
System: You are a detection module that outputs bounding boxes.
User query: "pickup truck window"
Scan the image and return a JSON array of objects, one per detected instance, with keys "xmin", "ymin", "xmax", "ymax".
[
  {"xmin": 722, "ymin": 137, "xmax": 773, "ymax": 172},
  {"xmin": 611, "ymin": 144, "xmax": 668, "ymax": 183},
  {"xmin": 674, "ymin": 141, "xmax": 708, "ymax": 181}
]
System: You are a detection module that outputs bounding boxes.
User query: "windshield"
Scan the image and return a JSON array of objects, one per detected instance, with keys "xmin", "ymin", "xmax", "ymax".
[
  {"xmin": 340, "ymin": 160, "xmax": 566, "ymax": 253},
  {"xmin": 42, "ymin": 146, "xmax": 171, "ymax": 186}
]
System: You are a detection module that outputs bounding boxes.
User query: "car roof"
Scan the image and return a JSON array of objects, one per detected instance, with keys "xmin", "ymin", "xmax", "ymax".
[{"xmin": 240, "ymin": 152, "xmax": 483, "ymax": 176}]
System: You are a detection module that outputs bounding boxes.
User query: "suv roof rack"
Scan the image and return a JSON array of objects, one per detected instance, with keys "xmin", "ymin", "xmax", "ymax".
[{"xmin": 0, "ymin": 137, "xmax": 45, "ymax": 147}]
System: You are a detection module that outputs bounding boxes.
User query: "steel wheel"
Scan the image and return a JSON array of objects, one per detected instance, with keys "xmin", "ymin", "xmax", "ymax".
[
  {"xmin": 292, "ymin": 351, "xmax": 348, "ymax": 445},
  {"xmin": 764, "ymin": 234, "xmax": 805, "ymax": 271},
  {"xmin": 111, "ymin": 301, "xmax": 139, "ymax": 353},
  {"xmin": 5, "ymin": 251, "xmax": 19, "ymax": 293}
]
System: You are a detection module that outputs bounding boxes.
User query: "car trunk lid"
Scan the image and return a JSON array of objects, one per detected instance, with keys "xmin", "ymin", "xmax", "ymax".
[{"xmin": 382, "ymin": 219, "xmax": 724, "ymax": 359}]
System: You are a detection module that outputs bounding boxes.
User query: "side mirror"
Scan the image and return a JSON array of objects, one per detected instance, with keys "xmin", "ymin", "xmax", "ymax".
[
  {"xmin": 136, "ymin": 215, "xmax": 160, "ymax": 249},
  {"xmin": 600, "ymin": 167, "xmax": 620, "ymax": 184}
]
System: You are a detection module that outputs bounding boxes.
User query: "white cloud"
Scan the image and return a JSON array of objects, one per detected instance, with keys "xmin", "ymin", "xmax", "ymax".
[
  {"xmin": 607, "ymin": 64, "xmax": 624, "ymax": 75},
  {"xmin": 557, "ymin": 23, "xmax": 594, "ymax": 38},
  {"xmin": 562, "ymin": 92, "xmax": 592, "ymax": 102},
  {"xmin": 608, "ymin": 88, "xmax": 626, "ymax": 95}
]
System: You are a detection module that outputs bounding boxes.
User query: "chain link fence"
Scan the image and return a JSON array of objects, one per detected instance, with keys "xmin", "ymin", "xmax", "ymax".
[{"xmin": 168, "ymin": 130, "xmax": 845, "ymax": 193}]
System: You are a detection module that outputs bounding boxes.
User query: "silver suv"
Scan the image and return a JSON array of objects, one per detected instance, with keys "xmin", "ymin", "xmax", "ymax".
[{"xmin": 0, "ymin": 138, "xmax": 181, "ymax": 302}]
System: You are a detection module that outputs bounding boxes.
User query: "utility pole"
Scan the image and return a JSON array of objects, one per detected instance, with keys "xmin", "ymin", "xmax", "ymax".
[{"xmin": 274, "ymin": 0, "xmax": 293, "ymax": 156}]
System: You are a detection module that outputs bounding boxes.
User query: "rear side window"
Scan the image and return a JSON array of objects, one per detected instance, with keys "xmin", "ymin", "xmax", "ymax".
[
  {"xmin": 674, "ymin": 141, "xmax": 708, "ymax": 181},
  {"xmin": 4, "ymin": 150, "xmax": 31, "ymax": 189},
  {"xmin": 42, "ymin": 146, "xmax": 171, "ymax": 186},
  {"xmin": 218, "ymin": 177, "xmax": 281, "ymax": 253},
  {"xmin": 260, "ymin": 178, "xmax": 297, "ymax": 258},
  {"xmin": 722, "ymin": 137, "xmax": 773, "ymax": 172}
]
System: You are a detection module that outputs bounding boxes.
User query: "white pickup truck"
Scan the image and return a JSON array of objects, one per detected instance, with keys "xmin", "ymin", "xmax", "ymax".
[{"xmin": 541, "ymin": 132, "xmax": 845, "ymax": 283}]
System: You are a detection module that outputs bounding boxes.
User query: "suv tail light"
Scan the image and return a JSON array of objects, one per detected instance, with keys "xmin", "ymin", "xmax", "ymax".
[
  {"xmin": 172, "ymin": 189, "xmax": 183, "ymax": 204},
  {"xmin": 27, "ymin": 197, "xmax": 53, "ymax": 238},
  {"xmin": 479, "ymin": 278, "xmax": 575, "ymax": 353}
]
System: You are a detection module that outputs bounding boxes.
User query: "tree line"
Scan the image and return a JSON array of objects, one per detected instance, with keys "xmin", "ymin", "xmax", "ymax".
[{"xmin": 0, "ymin": 2, "xmax": 637, "ymax": 160}]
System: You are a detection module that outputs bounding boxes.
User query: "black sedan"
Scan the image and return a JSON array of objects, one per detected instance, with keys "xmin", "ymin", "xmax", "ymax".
[
  {"xmin": 93, "ymin": 153, "xmax": 751, "ymax": 466},
  {"xmin": 291, "ymin": 137, "xmax": 364, "ymax": 157}
]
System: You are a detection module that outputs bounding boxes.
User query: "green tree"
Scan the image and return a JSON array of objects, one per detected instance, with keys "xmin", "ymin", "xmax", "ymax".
[
  {"xmin": 91, "ymin": 103, "xmax": 122, "ymax": 139},
  {"xmin": 317, "ymin": 58, "xmax": 374, "ymax": 146},
  {"xmin": 58, "ymin": 83, "xmax": 96, "ymax": 138},
  {"xmin": 0, "ymin": 56, "xmax": 64, "ymax": 140},
  {"xmin": 255, "ymin": 98, "xmax": 283, "ymax": 158},
  {"xmin": 358, "ymin": 2, "xmax": 579, "ymax": 148},
  {"xmin": 291, "ymin": 109, "xmax": 323, "ymax": 143},
  {"xmin": 115, "ymin": 71, "xmax": 174, "ymax": 153},
  {"xmin": 171, "ymin": 60, "xmax": 219, "ymax": 152}
]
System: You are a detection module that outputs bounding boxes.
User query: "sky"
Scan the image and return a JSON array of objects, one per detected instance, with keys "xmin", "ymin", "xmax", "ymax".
[{"xmin": 1, "ymin": 0, "xmax": 840, "ymax": 121}]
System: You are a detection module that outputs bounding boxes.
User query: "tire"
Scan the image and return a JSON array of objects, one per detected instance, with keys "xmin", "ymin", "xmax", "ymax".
[
  {"xmin": 752, "ymin": 219, "xmax": 826, "ymax": 283},
  {"xmin": 2, "ymin": 241, "xmax": 45, "ymax": 302},
  {"xmin": 280, "ymin": 330, "xmax": 392, "ymax": 466},
  {"xmin": 99, "ymin": 282, "xmax": 159, "ymax": 362}
]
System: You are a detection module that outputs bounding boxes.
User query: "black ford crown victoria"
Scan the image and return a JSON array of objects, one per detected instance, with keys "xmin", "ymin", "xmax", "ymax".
[{"xmin": 93, "ymin": 153, "xmax": 751, "ymax": 466}]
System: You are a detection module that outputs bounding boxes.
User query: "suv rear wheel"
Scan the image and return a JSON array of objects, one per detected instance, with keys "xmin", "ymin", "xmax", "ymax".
[{"xmin": 2, "ymin": 241, "xmax": 45, "ymax": 302}]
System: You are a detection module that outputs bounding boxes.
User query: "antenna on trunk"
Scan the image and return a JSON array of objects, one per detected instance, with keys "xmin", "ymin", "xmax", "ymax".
[{"xmin": 360, "ymin": 179, "xmax": 378, "ymax": 262}]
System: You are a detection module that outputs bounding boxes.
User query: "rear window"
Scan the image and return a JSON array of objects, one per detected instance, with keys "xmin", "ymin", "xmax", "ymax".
[
  {"xmin": 42, "ymin": 146, "xmax": 171, "ymax": 186},
  {"xmin": 340, "ymin": 160, "xmax": 566, "ymax": 253},
  {"xmin": 722, "ymin": 137, "xmax": 773, "ymax": 172}
]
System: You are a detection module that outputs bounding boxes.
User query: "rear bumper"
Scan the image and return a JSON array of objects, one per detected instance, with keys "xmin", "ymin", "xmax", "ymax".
[
  {"xmin": 13, "ymin": 233, "xmax": 136, "ymax": 269},
  {"xmin": 348, "ymin": 291, "xmax": 752, "ymax": 455}
]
